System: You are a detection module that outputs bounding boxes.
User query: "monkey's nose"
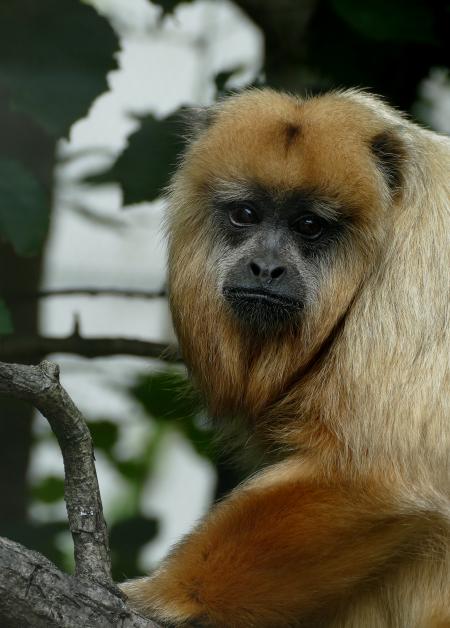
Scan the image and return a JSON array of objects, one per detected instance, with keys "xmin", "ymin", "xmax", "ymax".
[{"xmin": 249, "ymin": 259, "xmax": 286, "ymax": 283}]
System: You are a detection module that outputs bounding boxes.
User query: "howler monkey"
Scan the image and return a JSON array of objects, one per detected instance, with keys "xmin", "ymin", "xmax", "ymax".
[{"xmin": 122, "ymin": 89, "xmax": 450, "ymax": 627}]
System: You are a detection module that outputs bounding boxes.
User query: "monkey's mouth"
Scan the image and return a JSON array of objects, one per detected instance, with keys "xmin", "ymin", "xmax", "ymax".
[{"xmin": 223, "ymin": 287, "xmax": 302, "ymax": 331}]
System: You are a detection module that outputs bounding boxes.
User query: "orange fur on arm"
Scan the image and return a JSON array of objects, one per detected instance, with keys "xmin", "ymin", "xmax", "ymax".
[{"xmin": 122, "ymin": 475, "xmax": 427, "ymax": 627}]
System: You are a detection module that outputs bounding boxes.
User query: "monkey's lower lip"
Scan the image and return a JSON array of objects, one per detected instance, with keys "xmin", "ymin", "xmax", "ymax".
[
  {"xmin": 223, "ymin": 287, "xmax": 300, "ymax": 309},
  {"xmin": 223, "ymin": 287, "xmax": 301, "ymax": 330}
]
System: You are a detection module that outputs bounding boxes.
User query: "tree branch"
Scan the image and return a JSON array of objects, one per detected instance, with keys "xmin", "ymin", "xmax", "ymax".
[
  {"xmin": 5, "ymin": 287, "xmax": 166, "ymax": 301},
  {"xmin": 0, "ymin": 536, "xmax": 156, "ymax": 628},
  {"xmin": 0, "ymin": 360, "xmax": 161, "ymax": 626},
  {"xmin": 0, "ymin": 360, "xmax": 112, "ymax": 585},
  {"xmin": 0, "ymin": 334, "xmax": 181, "ymax": 362}
]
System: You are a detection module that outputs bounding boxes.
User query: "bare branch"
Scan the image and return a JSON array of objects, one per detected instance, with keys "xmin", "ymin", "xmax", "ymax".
[
  {"xmin": 0, "ymin": 334, "xmax": 181, "ymax": 362},
  {"xmin": 0, "ymin": 360, "xmax": 163, "ymax": 626},
  {"xmin": 0, "ymin": 536, "xmax": 156, "ymax": 628},
  {"xmin": 5, "ymin": 287, "xmax": 166, "ymax": 301},
  {"xmin": 0, "ymin": 360, "xmax": 113, "ymax": 586}
]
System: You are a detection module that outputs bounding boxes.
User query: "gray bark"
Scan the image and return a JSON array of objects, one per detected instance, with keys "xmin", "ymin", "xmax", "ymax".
[
  {"xmin": 0, "ymin": 536, "xmax": 155, "ymax": 627},
  {"xmin": 0, "ymin": 359, "xmax": 113, "ymax": 587},
  {"xmin": 0, "ymin": 359, "xmax": 161, "ymax": 627}
]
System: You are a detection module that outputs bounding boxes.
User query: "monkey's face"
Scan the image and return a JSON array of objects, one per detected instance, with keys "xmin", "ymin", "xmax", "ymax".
[
  {"xmin": 213, "ymin": 183, "xmax": 345, "ymax": 334},
  {"xmin": 167, "ymin": 89, "xmax": 403, "ymax": 415}
]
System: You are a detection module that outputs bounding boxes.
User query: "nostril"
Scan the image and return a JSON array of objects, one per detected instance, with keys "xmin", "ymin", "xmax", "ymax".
[
  {"xmin": 250, "ymin": 262, "xmax": 261, "ymax": 276},
  {"xmin": 271, "ymin": 266, "xmax": 285, "ymax": 279}
]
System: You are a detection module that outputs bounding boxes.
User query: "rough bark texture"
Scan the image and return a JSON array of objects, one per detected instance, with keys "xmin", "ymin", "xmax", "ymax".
[
  {"xmin": 0, "ymin": 360, "xmax": 113, "ymax": 586},
  {"xmin": 0, "ymin": 360, "xmax": 161, "ymax": 626},
  {"xmin": 0, "ymin": 537, "xmax": 155, "ymax": 628}
]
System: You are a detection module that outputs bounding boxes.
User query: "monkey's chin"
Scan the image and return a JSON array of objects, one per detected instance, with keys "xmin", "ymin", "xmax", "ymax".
[{"xmin": 223, "ymin": 287, "xmax": 302, "ymax": 335}]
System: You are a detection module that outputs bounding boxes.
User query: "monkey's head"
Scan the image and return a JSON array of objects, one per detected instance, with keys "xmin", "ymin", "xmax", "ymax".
[{"xmin": 167, "ymin": 89, "xmax": 406, "ymax": 420}]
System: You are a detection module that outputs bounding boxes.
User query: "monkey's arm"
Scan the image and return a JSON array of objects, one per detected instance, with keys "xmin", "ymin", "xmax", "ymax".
[{"xmin": 121, "ymin": 472, "xmax": 423, "ymax": 627}]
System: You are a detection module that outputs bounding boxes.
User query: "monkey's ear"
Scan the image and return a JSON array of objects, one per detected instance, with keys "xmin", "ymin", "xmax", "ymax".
[
  {"xmin": 370, "ymin": 130, "xmax": 405, "ymax": 192},
  {"xmin": 181, "ymin": 106, "xmax": 217, "ymax": 141}
]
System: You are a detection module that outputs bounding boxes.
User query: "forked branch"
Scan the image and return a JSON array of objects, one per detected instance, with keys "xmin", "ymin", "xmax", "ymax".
[{"xmin": 0, "ymin": 360, "xmax": 160, "ymax": 627}]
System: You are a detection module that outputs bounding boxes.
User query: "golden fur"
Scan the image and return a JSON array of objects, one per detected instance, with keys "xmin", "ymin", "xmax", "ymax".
[{"xmin": 122, "ymin": 89, "xmax": 450, "ymax": 627}]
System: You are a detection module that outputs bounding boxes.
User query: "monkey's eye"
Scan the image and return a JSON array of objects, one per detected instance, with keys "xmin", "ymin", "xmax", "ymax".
[
  {"xmin": 291, "ymin": 214, "xmax": 325, "ymax": 239},
  {"xmin": 228, "ymin": 205, "xmax": 259, "ymax": 227}
]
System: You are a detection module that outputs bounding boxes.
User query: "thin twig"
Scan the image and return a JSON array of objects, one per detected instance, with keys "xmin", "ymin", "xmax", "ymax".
[
  {"xmin": 0, "ymin": 334, "xmax": 181, "ymax": 362},
  {"xmin": 4, "ymin": 287, "xmax": 167, "ymax": 301}
]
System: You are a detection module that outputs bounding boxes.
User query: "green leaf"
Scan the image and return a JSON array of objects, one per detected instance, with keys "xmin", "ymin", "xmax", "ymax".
[
  {"xmin": 0, "ymin": 158, "xmax": 50, "ymax": 255},
  {"xmin": 214, "ymin": 67, "xmax": 245, "ymax": 97},
  {"xmin": 110, "ymin": 515, "xmax": 158, "ymax": 551},
  {"xmin": 131, "ymin": 370, "xmax": 215, "ymax": 459},
  {"xmin": 89, "ymin": 111, "xmax": 185, "ymax": 205},
  {"xmin": 331, "ymin": 0, "xmax": 435, "ymax": 43},
  {"xmin": 0, "ymin": 300, "xmax": 13, "ymax": 335},
  {"xmin": 132, "ymin": 370, "xmax": 199, "ymax": 422},
  {"xmin": 88, "ymin": 420, "xmax": 119, "ymax": 454},
  {"xmin": 0, "ymin": 0, "xmax": 119, "ymax": 137},
  {"xmin": 116, "ymin": 459, "xmax": 149, "ymax": 484},
  {"xmin": 150, "ymin": 0, "xmax": 195, "ymax": 16},
  {"xmin": 111, "ymin": 514, "xmax": 159, "ymax": 580},
  {"xmin": 0, "ymin": 520, "xmax": 68, "ymax": 570},
  {"xmin": 31, "ymin": 475, "xmax": 65, "ymax": 503}
]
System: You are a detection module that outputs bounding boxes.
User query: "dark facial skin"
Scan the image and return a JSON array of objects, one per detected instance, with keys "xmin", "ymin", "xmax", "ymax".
[{"xmin": 211, "ymin": 183, "xmax": 347, "ymax": 334}]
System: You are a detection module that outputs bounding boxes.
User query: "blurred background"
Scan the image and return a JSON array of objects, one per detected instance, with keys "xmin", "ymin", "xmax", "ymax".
[{"xmin": 0, "ymin": 0, "xmax": 448, "ymax": 582}]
